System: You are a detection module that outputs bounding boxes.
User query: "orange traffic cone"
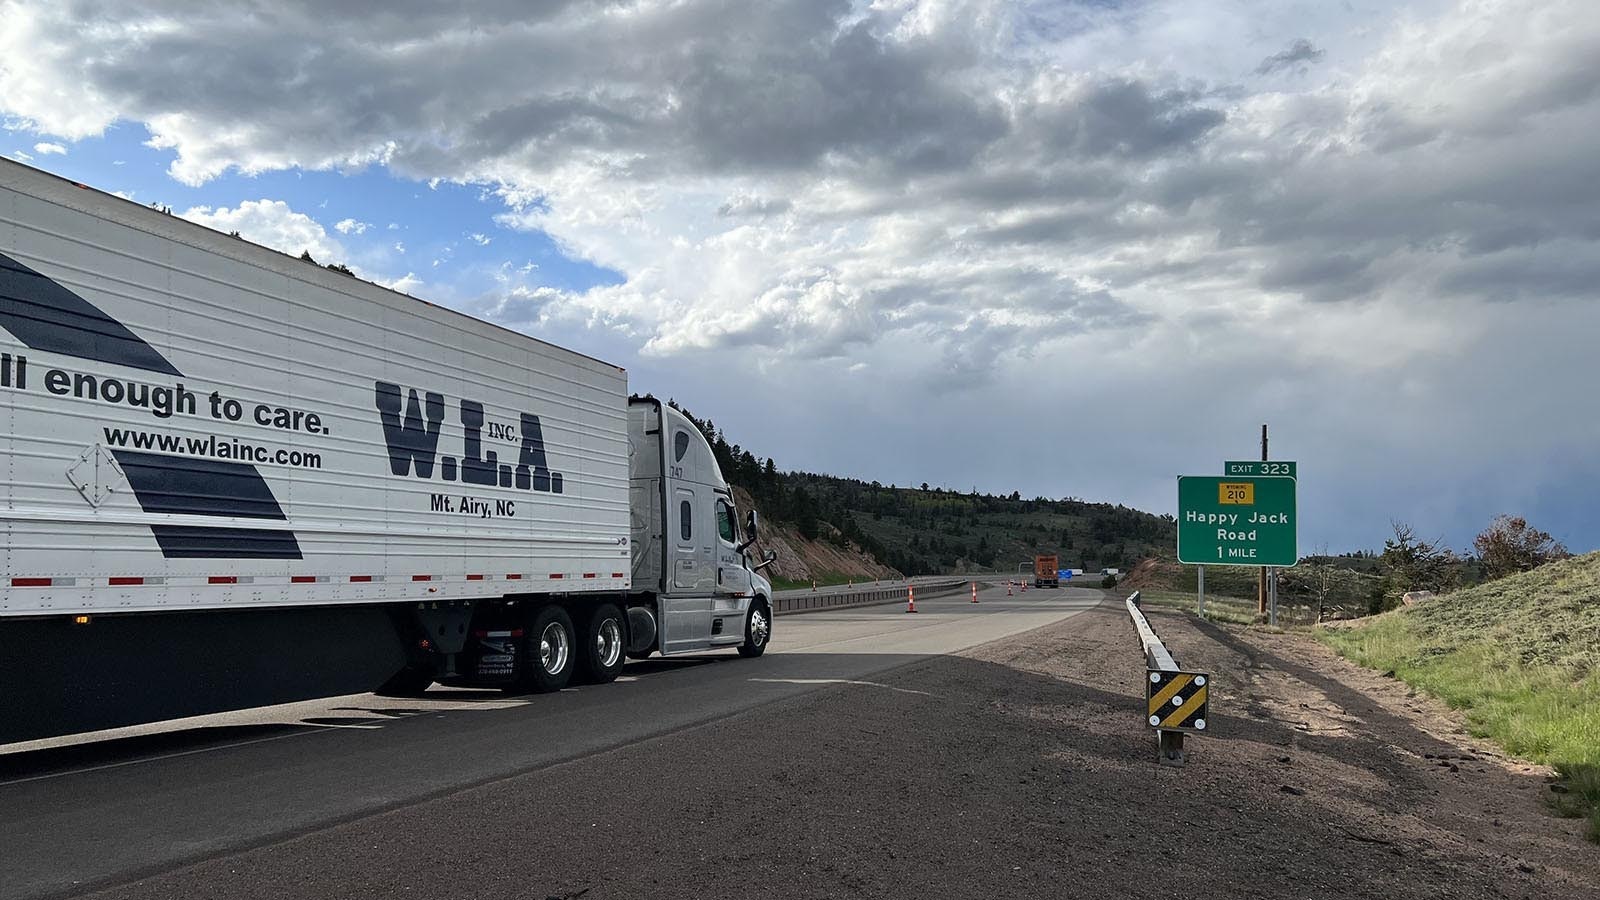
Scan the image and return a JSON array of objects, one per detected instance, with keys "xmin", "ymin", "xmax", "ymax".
[
  {"xmin": 971, "ymin": 582, "xmax": 979, "ymax": 603},
  {"xmin": 1007, "ymin": 583, "xmax": 1013, "ymax": 596},
  {"xmin": 906, "ymin": 585, "xmax": 918, "ymax": 613}
]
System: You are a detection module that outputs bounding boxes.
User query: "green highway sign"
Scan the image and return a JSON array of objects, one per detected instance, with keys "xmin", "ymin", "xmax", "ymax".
[
  {"xmin": 1178, "ymin": 475, "xmax": 1297, "ymax": 566},
  {"xmin": 1224, "ymin": 460, "xmax": 1296, "ymax": 479}
]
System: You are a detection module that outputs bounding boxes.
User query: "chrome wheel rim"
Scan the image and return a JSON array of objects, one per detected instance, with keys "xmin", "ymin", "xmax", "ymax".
[
  {"xmin": 749, "ymin": 608, "xmax": 769, "ymax": 647},
  {"xmin": 540, "ymin": 621, "xmax": 570, "ymax": 675},
  {"xmin": 596, "ymin": 617, "xmax": 623, "ymax": 668}
]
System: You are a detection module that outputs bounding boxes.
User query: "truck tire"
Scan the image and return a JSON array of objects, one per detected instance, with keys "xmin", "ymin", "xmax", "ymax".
[
  {"xmin": 510, "ymin": 605, "xmax": 576, "ymax": 693},
  {"xmin": 737, "ymin": 599, "xmax": 771, "ymax": 658},
  {"xmin": 574, "ymin": 602, "xmax": 627, "ymax": 685},
  {"xmin": 375, "ymin": 666, "xmax": 434, "ymax": 697}
]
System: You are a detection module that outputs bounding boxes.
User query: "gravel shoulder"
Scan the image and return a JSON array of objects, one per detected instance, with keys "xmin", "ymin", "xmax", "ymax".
[{"xmin": 83, "ymin": 599, "xmax": 1600, "ymax": 900}]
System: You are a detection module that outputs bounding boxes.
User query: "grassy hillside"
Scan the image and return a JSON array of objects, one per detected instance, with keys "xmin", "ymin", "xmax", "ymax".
[{"xmin": 1318, "ymin": 552, "xmax": 1600, "ymax": 840}]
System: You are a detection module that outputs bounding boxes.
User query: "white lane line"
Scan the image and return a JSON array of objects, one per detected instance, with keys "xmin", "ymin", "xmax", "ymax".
[
  {"xmin": 749, "ymin": 677, "xmax": 932, "ymax": 696},
  {"xmin": 0, "ymin": 727, "xmax": 340, "ymax": 788}
]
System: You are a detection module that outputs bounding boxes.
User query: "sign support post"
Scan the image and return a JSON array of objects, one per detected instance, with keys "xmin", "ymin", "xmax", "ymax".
[
  {"xmin": 1259, "ymin": 425, "xmax": 1268, "ymax": 618},
  {"xmin": 1268, "ymin": 567, "xmax": 1279, "ymax": 627},
  {"xmin": 1197, "ymin": 565, "xmax": 1206, "ymax": 618}
]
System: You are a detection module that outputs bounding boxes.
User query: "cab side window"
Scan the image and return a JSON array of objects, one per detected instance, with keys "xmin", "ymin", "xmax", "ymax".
[
  {"xmin": 680, "ymin": 500, "xmax": 692, "ymax": 541},
  {"xmin": 716, "ymin": 500, "xmax": 735, "ymax": 543}
]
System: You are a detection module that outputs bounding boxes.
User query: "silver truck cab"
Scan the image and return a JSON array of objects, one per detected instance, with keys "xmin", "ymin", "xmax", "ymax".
[{"xmin": 627, "ymin": 398, "xmax": 774, "ymax": 656}]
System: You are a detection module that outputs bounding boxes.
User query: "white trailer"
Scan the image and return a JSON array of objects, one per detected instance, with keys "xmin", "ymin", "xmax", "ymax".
[{"xmin": 0, "ymin": 159, "xmax": 775, "ymax": 743}]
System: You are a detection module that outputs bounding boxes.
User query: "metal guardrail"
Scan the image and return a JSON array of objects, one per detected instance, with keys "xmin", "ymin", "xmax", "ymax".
[
  {"xmin": 773, "ymin": 580, "xmax": 970, "ymax": 615},
  {"xmin": 1126, "ymin": 591, "xmax": 1209, "ymax": 766},
  {"xmin": 1126, "ymin": 591, "xmax": 1178, "ymax": 671}
]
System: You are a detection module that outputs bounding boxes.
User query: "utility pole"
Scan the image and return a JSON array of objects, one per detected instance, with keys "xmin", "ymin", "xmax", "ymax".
[{"xmin": 1258, "ymin": 423, "xmax": 1269, "ymax": 618}]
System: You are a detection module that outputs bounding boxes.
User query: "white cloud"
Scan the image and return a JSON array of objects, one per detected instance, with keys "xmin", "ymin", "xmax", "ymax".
[
  {"xmin": 376, "ymin": 272, "xmax": 423, "ymax": 294},
  {"xmin": 32, "ymin": 141, "xmax": 65, "ymax": 155},
  {"xmin": 393, "ymin": 241, "xmax": 405, "ymax": 253},
  {"xmin": 334, "ymin": 217, "xmax": 369, "ymax": 235},
  {"xmin": 10, "ymin": 150, "xmax": 32, "ymax": 162},
  {"xmin": 467, "ymin": 232, "xmax": 491, "ymax": 246},
  {"xmin": 179, "ymin": 199, "xmax": 346, "ymax": 264}
]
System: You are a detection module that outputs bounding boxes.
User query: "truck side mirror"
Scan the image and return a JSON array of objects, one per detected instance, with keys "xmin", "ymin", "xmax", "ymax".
[
  {"xmin": 752, "ymin": 549, "xmax": 777, "ymax": 572},
  {"xmin": 736, "ymin": 509, "xmax": 760, "ymax": 554}
]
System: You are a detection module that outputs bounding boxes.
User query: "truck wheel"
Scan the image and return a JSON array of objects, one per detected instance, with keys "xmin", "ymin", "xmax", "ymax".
[
  {"xmin": 375, "ymin": 666, "xmax": 434, "ymax": 697},
  {"xmin": 511, "ymin": 605, "xmax": 575, "ymax": 693},
  {"xmin": 575, "ymin": 603, "xmax": 627, "ymax": 685},
  {"xmin": 737, "ymin": 599, "xmax": 771, "ymax": 658}
]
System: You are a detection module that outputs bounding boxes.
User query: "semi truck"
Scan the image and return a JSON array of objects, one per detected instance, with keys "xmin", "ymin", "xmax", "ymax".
[
  {"xmin": 0, "ymin": 158, "xmax": 776, "ymax": 744},
  {"xmin": 1033, "ymin": 554, "xmax": 1059, "ymax": 588}
]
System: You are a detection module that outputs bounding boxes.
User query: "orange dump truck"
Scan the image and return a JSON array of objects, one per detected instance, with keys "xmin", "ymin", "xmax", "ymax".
[{"xmin": 1034, "ymin": 555, "xmax": 1059, "ymax": 588}]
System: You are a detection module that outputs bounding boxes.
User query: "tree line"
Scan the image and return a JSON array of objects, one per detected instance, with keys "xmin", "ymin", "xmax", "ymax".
[{"xmin": 654, "ymin": 398, "xmax": 1174, "ymax": 575}]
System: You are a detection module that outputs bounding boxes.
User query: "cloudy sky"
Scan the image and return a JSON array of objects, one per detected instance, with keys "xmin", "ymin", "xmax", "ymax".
[{"xmin": 3, "ymin": 0, "xmax": 1597, "ymax": 554}]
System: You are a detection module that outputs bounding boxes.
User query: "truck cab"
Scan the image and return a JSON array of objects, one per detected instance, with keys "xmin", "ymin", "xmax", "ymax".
[{"xmin": 627, "ymin": 399, "xmax": 773, "ymax": 657}]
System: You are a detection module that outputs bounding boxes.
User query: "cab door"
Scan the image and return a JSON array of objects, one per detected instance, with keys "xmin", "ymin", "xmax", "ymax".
[
  {"xmin": 710, "ymin": 495, "xmax": 750, "ymax": 645},
  {"xmin": 714, "ymin": 495, "xmax": 745, "ymax": 594}
]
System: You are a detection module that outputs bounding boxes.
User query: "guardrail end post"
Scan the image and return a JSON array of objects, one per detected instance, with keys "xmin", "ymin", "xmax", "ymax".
[{"xmin": 1157, "ymin": 730, "xmax": 1185, "ymax": 766}]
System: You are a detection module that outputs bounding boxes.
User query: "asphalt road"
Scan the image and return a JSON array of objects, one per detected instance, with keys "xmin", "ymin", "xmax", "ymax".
[{"xmin": 0, "ymin": 583, "xmax": 1099, "ymax": 900}]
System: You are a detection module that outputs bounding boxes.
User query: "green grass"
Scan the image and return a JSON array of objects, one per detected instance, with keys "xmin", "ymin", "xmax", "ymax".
[
  {"xmin": 1317, "ymin": 551, "xmax": 1600, "ymax": 840},
  {"xmin": 771, "ymin": 572, "xmax": 892, "ymax": 591},
  {"xmin": 1136, "ymin": 587, "xmax": 1320, "ymax": 627},
  {"xmin": 1137, "ymin": 589, "xmax": 1260, "ymax": 626}
]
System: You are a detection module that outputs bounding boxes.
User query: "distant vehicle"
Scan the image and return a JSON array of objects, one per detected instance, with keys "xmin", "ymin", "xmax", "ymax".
[
  {"xmin": 1034, "ymin": 555, "xmax": 1059, "ymax": 588},
  {"xmin": 1067, "ymin": 568, "xmax": 1085, "ymax": 577},
  {"xmin": 1101, "ymin": 568, "xmax": 1121, "ymax": 576},
  {"xmin": 0, "ymin": 158, "xmax": 777, "ymax": 743}
]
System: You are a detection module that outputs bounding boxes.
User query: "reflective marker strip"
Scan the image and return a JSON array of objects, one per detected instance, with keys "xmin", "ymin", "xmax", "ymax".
[
  {"xmin": 18, "ymin": 571, "xmax": 630, "ymax": 589},
  {"xmin": 1161, "ymin": 685, "xmax": 1209, "ymax": 729},
  {"xmin": 1147, "ymin": 673, "xmax": 1194, "ymax": 714}
]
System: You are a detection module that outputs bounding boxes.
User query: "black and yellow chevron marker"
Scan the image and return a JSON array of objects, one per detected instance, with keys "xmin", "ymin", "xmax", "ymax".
[{"xmin": 1146, "ymin": 670, "xmax": 1209, "ymax": 732}]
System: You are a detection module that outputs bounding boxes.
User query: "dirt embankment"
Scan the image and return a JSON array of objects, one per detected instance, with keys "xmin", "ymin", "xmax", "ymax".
[
  {"xmin": 1117, "ymin": 556, "xmax": 1174, "ymax": 591},
  {"xmin": 733, "ymin": 486, "xmax": 899, "ymax": 584}
]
